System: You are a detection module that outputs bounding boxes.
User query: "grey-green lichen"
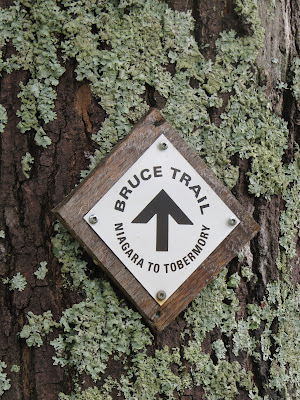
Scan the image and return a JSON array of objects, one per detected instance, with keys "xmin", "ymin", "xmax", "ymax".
[
  {"xmin": 183, "ymin": 269, "xmax": 263, "ymax": 400},
  {"xmin": 0, "ymin": 229, "xmax": 5, "ymax": 238},
  {"xmin": 50, "ymin": 223, "xmax": 152, "ymax": 381},
  {"xmin": 0, "ymin": 0, "xmax": 299, "ymax": 399},
  {"xmin": 34, "ymin": 261, "xmax": 48, "ymax": 280},
  {"xmin": 0, "ymin": 360, "xmax": 11, "ymax": 396},
  {"xmin": 279, "ymin": 148, "xmax": 300, "ymax": 259},
  {"xmin": 247, "ymin": 280, "xmax": 300, "ymax": 398},
  {"xmin": 211, "ymin": 339, "xmax": 227, "ymax": 360},
  {"xmin": 21, "ymin": 151, "xmax": 34, "ymax": 179},
  {"xmin": 17, "ymin": 80, "xmax": 56, "ymax": 147},
  {"xmin": 58, "ymin": 385, "xmax": 112, "ymax": 400},
  {"xmin": 19, "ymin": 310, "xmax": 59, "ymax": 347},
  {"xmin": 241, "ymin": 266, "xmax": 255, "ymax": 282},
  {"xmin": 184, "ymin": 269, "xmax": 239, "ymax": 343},
  {"xmin": 108, "ymin": 347, "xmax": 191, "ymax": 399},
  {"xmin": 10, "ymin": 365, "xmax": 20, "ymax": 373},
  {"xmin": 3, "ymin": 272, "xmax": 27, "ymax": 292},
  {"xmin": 291, "ymin": 57, "xmax": 300, "ymax": 104},
  {"xmin": 0, "ymin": 104, "xmax": 7, "ymax": 133},
  {"xmin": 0, "ymin": 0, "xmax": 65, "ymax": 148}
]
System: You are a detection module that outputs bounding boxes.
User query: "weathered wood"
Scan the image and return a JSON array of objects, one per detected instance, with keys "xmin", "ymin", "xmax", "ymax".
[{"xmin": 54, "ymin": 109, "xmax": 259, "ymax": 332}]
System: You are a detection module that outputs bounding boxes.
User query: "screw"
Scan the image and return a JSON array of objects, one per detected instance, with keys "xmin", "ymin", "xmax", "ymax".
[
  {"xmin": 89, "ymin": 214, "xmax": 98, "ymax": 224},
  {"xmin": 228, "ymin": 217, "xmax": 237, "ymax": 226},
  {"xmin": 159, "ymin": 141, "xmax": 168, "ymax": 150},
  {"xmin": 155, "ymin": 311, "xmax": 161, "ymax": 319},
  {"xmin": 157, "ymin": 290, "xmax": 166, "ymax": 301}
]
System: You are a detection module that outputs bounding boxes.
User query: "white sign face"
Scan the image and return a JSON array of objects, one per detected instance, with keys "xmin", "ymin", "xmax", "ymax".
[{"xmin": 84, "ymin": 134, "xmax": 239, "ymax": 304}]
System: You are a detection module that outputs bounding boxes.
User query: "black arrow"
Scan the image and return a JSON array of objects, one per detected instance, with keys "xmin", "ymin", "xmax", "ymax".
[{"xmin": 132, "ymin": 189, "xmax": 193, "ymax": 251}]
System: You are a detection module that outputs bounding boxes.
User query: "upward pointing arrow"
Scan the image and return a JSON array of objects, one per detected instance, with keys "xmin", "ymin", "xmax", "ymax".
[{"xmin": 132, "ymin": 189, "xmax": 193, "ymax": 251}]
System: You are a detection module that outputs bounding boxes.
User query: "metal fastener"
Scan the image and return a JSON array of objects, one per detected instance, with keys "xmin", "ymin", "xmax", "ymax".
[
  {"xmin": 89, "ymin": 214, "xmax": 98, "ymax": 224},
  {"xmin": 159, "ymin": 141, "xmax": 168, "ymax": 150},
  {"xmin": 157, "ymin": 290, "xmax": 166, "ymax": 301},
  {"xmin": 155, "ymin": 311, "xmax": 161, "ymax": 319},
  {"xmin": 228, "ymin": 217, "xmax": 237, "ymax": 226}
]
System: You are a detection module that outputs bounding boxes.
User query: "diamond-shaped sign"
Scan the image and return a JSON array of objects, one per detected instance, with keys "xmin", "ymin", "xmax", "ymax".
[
  {"xmin": 83, "ymin": 133, "xmax": 241, "ymax": 303},
  {"xmin": 54, "ymin": 109, "xmax": 259, "ymax": 332}
]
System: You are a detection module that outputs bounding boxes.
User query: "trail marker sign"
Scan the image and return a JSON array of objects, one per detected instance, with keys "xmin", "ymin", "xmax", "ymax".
[
  {"xmin": 83, "ymin": 133, "xmax": 242, "ymax": 303},
  {"xmin": 54, "ymin": 109, "xmax": 259, "ymax": 332}
]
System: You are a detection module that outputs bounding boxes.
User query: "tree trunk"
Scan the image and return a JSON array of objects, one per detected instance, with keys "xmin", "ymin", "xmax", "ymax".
[{"xmin": 0, "ymin": 0, "xmax": 299, "ymax": 399}]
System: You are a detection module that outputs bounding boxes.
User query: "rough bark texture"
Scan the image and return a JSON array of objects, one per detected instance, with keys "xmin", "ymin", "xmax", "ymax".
[{"xmin": 0, "ymin": 0, "xmax": 299, "ymax": 399}]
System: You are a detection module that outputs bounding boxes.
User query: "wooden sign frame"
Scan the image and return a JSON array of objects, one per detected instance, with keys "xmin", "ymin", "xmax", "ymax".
[{"xmin": 53, "ymin": 109, "xmax": 259, "ymax": 332}]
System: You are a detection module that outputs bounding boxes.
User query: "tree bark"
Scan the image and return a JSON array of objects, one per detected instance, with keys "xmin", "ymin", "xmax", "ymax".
[{"xmin": 0, "ymin": 0, "xmax": 299, "ymax": 399}]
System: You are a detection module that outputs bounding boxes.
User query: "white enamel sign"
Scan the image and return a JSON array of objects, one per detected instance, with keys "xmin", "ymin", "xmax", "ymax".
[{"xmin": 84, "ymin": 134, "xmax": 240, "ymax": 303}]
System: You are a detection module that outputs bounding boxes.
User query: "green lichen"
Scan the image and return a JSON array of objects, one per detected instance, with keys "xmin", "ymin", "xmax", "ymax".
[
  {"xmin": 51, "ymin": 222, "xmax": 88, "ymax": 289},
  {"xmin": 20, "ymin": 310, "xmax": 59, "ymax": 347},
  {"xmin": 0, "ymin": 229, "xmax": 5, "ymax": 238},
  {"xmin": 241, "ymin": 266, "xmax": 255, "ymax": 281},
  {"xmin": 34, "ymin": 261, "xmax": 48, "ymax": 280},
  {"xmin": 227, "ymin": 272, "xmax": 241, "ymax": 288},
  {"xmin": 184, "ymin": 350, "xmax": 262, "ymax": 400},
  {"xmin": 59, "ymin": 385, "xmax": 112, "ymax": 400},
  {"xmin": 51, "ymin": 223, "xmax": 152, "ymax": 381},
  {"xmin": 267, "ymin": 0, "xmax": 277, "ymax": 18},
  {"xmin": 279, "ymin": 149, "xmax": 300, "ymax": 259},
  {"xmin": 0, "ymin": 361, "xmax": 11, "ymax": 396},
  {"xmin": 247, "ymin": 280, "xmax": 300, "ymax": 398},
  {"xmin": 163, "ymin": 8, "xmax": 288, "ymax": 197},
  {"xmin": 220, "ymin": 87, "xmax": 288, "ymax": 198},
  {"xmin": 0, "ymin": 0, "xmax": 65, "ymax": 146},
  {"xmin": 10, "ymin": 365, "xmax": 20, "ymax": 373},
  {"xmin": 211, "ymin": 339, "xmax": 227, "ymax": 360},
  {"xmin": 232, "ymin": 320, "xmax": 257, "ymax": 358},
  {"xmin": 112, "ymin": 347, "xmax": 191, "ymax": 399},
  {"xmin": 291, "ymin": 57, "xmax": 300, "ymax": 104},
  {"xmin": 3, "ymin": 272, "xmax": 27, "ymax": 291},
  {"xmin": 184, "ymin": 269, "xmax": 239, "ymax": 342},
  {"xmin": 0, "ymin": 104, "xmax": 7, "ymax": 133},
  {"xmin": 183, "ymin": 269, "xmax": 263, "ymax": 399},
  {"xmin": 17, "ymin": 80, "xmax": 56, "ymax": 147},
  {"xmin": 0, "ymin": 0, "xmax": 298, "ymax": 398},
  {"xmin": 51, "ymin": 279, "xmax": 152, "ymax": 381},
  {"xmin": 61, "ymin": 0, "xmax": 202, "ymax": 178},
  {"xmin": 21, "ymin": 152, "xmax": 34, "ymax": 179},
  {"xmin": 10, "ymin": 272, "xmax": 27, "ymax": 291},
  {"xmin": 0, "ymin": 0, "xmax": 291, "ymax": 194}
]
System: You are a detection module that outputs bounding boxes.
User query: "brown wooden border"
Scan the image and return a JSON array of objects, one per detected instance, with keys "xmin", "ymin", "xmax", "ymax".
[{"xmin": 53, "ymin": 109, "xmax": 259, "ymax": 332}]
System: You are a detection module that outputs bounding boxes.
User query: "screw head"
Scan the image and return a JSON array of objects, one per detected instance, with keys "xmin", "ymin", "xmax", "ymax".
[
  {"xmin": 157, "ymin": 290, "xmax": 166, "ymax": 301},
  {"xmin": 155, "ymin": 311, "xmax": 161, "ymax": 319},
  {"xmin": 228, "ymin": 217, "xmax": 237, "ymax": 226},
  {"xmin": 89, "ymin": 214, "xmax": 98, "ymax": 224},
  {"xmin": 159, "ymin": 141, "xmax": 168, "ymax": 150}
]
